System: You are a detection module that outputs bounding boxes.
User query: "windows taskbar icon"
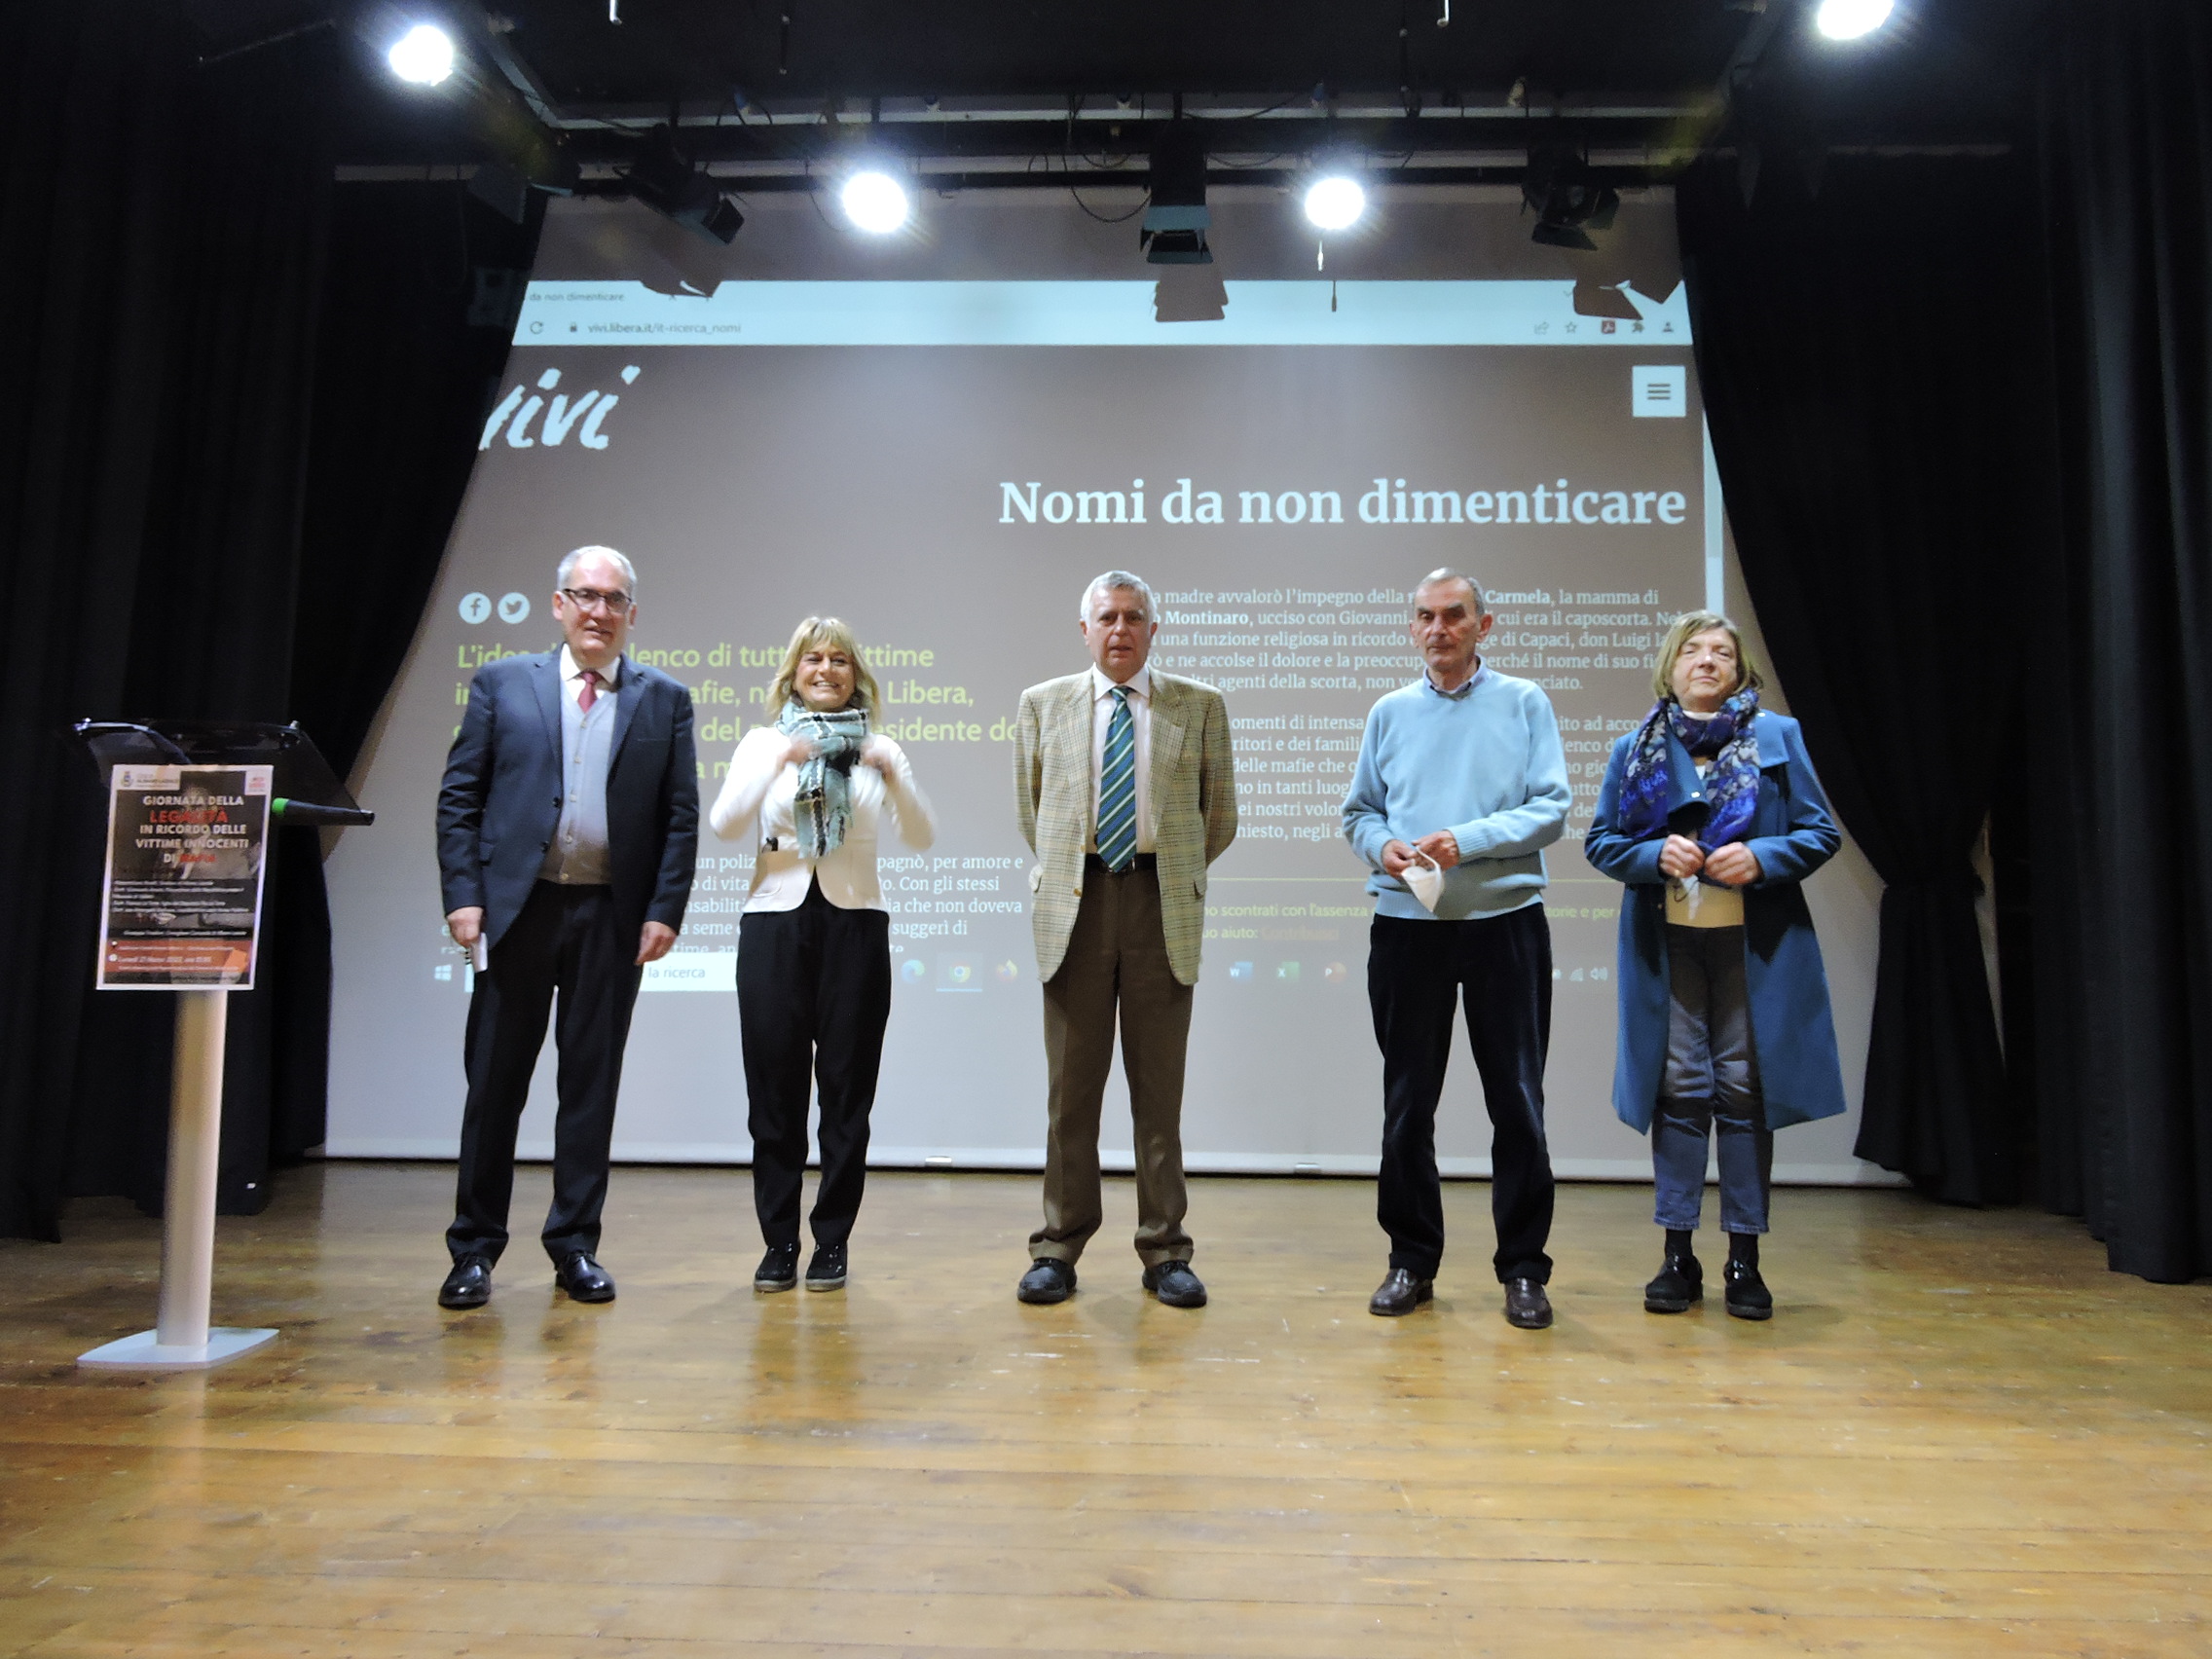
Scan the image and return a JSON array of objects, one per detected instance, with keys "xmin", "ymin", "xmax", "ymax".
[{"xmin": 900, "ymin": 957, "xmax": 1022, "ymax": 987}]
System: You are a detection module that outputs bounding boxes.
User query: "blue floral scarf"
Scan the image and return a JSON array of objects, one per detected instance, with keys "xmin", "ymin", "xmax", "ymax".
[
  {"xmin": 1619, "ymin": 688, "xmax": 1761, "ymax": 847},
  {"xmin": 776, "ymin": 699, "xmax": 869, "ymax": 857}
]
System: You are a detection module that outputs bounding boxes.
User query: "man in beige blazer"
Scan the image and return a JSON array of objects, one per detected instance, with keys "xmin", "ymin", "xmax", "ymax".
[{"xmin": 1013, "ymin": 570, "xmax": 1237, "ymax": 1308}]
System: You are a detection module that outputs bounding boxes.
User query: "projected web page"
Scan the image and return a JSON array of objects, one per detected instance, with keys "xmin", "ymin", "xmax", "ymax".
[{"xmin": 326, "ymin": 189, "xmax": 1869, "ymax": 1181}]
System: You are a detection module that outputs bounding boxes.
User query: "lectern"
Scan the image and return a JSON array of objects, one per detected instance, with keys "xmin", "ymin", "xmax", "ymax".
[{"xmin": 71, "ymin": 720, "xmax": 372, "ymax": 1371}]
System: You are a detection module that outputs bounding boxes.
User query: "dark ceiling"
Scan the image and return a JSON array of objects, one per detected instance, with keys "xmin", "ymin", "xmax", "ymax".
[{"xmin": 208, "ymin": 1, "xmax": 2046, "ymax": 185}]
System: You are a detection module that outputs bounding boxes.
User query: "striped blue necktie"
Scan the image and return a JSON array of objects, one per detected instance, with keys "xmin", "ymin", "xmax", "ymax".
[{"xmin": 1096, "ymin": 686, "xmax": 1137, "ymax": 872}]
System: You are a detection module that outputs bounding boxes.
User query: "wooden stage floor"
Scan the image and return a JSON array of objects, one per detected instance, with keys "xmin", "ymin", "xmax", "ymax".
[{"xmin": 3, "ymin": 1162, "xmax": 2209, "ymax": 1657}]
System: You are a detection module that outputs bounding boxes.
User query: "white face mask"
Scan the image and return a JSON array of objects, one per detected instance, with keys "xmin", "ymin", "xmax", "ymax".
[{"xmin": 1404, "ymin": 850, "xmax": 1447, "ymax": 913}]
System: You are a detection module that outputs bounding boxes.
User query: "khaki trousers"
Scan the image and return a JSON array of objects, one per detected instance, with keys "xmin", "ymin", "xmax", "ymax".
[{"xmin": 1032, "ymin": 863, "xmax": 1195, "ymax": 1268}]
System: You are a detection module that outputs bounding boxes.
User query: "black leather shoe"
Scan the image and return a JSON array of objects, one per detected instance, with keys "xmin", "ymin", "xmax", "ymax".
[
  {"xmin": 1643, "ymin": 1251, "xmax": 1704, "ymax": 1314},
  {"xmin": 438, "ymin": 1255, "xmax": 492, "ymax": 1309},
  {"xmin": 1368, "ymin": 1268, "xmax": 1434, "ymax": 1316},
  {"xmin": 755, "ymin": 1241, "xmax": 799, "ymax": 1292},
  {"xmin": 1016, "ymin": 1257, "xmax": 1077, "ymax": 1304},
  {"xmin": 1503, "ymin": 1276, "xmax": 1553, "ymax": 1329},
  {"xmin": 554, "ymin": 1252, "xmax": 616, "ymax": 1304},
  {"xmin": 1143, "ymin": 1260, "xmax": 1207, "ymax": 1308},
  {"xmin": 1724, "ymin": 1258, "xmax": 1774, "ymax": 1321},
  {"xmin": 805, "ymin": 1242, "xmax": 848, "ymax": 1291}
]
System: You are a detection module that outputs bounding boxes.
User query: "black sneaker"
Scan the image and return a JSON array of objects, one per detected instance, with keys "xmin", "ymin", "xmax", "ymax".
[
  {"xmin": 805, "ymin": 1242, "xmax": 848, "ymax": 1291},
  {"xmin": 1142, "ymin": 1260, "xmax": 1207, "ymax": 1308},
  {"xmin": 1016, "ymin": 1257, "xmax": 1076, "ymax": 1304},
  {"xmin": 755, "ymin": 1241, "xmax": 800, "ymax": 1293},
  {"xmin": 1643, "ymin": 1251, "xmax": 1704, "ymax": 1314},
  {"xmin": 1724, "ymin": 1257, "xmax": 1774, "ymax": 1321}
]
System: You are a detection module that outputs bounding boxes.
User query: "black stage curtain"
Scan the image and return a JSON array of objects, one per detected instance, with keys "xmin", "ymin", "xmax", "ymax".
[
  {"xmin": 274, "ymin": 181, "xmax": 545, "ymax": 1179},
  {"xmin": 1677, "ymin": 157, "xmax": 2050, "ymax": 1207},
  {"xmin": 0, "ymin": 6, "xmax": 540, "ymax": 1240},
  {"xmin": 294, "ymin": 184, "xmax": 544, "ymax": 782},
  {"xmin": 0, "ymin": 5, "xmax": 333, "ymax": 1238},
  {"xmin": 2033, "ymin": 0, "xmax": 2212, "ymax": 1281}
]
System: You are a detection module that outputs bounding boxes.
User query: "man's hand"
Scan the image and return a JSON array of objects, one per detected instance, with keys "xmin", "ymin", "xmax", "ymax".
[
  {"xmin": 637, "ymin": 921, "xmax": 678, "ymax": 965},
  {"xmin": 1381, "ymin": 839, "xmax": 1417, "ymax": 877},
  {"xmin": 447, "ymin": 906, "xmax": 485, "ymax": 948},
  {"xmin": 1658, "ymin": 835, "xmax": 1706, "ymax": 880},
  {"xmin": 1413, "ymin": 830, "xmax": 1461, "ymax": 871},
  {"xmin": 1703, "ymin": 842, "xmax": 1762, "ymax": 887}
]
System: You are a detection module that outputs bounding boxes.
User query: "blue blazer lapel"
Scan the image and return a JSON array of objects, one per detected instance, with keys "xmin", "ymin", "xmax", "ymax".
[
  {"xmin": 1663, "ymin": 732, "xmax": 1707, "ymax": 828},
  {"xmin": 531, "ymin": 651, "xmax": 564, "ymax": 760},
  {"xmin": 608, "ymin": 655, "xmax": 645, "ymax": 760},
  {"xmin": 1753, "ymin": 711, "xmax": 1789, "ymax": 769}
]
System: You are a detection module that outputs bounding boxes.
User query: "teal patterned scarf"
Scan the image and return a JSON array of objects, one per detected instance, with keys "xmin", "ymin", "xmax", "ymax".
[{"xmin": 776, "ymin": 699, "xmax": 869, "ymax": 857}]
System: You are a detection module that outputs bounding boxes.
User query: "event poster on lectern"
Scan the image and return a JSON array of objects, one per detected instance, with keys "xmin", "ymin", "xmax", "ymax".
[
  {"xmin": 324, "ymin": 186, "xmax": 1878, "ymax": 1181},
  {"xmin": 98, "ymin": 764, "xmax": 272, "ymax": 990}
]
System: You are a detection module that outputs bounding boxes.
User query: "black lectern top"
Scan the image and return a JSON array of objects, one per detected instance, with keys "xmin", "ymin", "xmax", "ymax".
[{"xmin": 74, "ymin": 720, "xmax": 374, "ymax": 827}]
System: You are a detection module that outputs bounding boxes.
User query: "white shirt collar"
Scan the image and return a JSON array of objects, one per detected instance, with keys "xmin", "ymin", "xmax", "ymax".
[
  {"xmin": 560, "ymin": 645, "xmax": 621, "ymax": 688},
  {"xmin": 1088, "ymin": 664, "xmax": 1152, "ymax": 702},
  {"xmin": 1422, "ymin": 658, "xmax": 1486, "ymax": 699}
]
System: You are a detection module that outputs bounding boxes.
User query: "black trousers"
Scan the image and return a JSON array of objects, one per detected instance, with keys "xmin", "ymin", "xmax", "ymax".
[
  {"xmin": 737, "ymin": 878, "xmax": 893, "ymax": 1250},
  {"xmin": 449, "ymin": 882, "xmax": 642, "ymax": 1266},
  {"xmin": 1368, "ymin": 903, "xmax": 1556, "ymax": 1283}
]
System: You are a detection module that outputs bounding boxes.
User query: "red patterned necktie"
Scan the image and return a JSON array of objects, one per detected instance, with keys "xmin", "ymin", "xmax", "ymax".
[{"xmin": 576, "ymin": 669, "xmax": 602, "ymax": 712}]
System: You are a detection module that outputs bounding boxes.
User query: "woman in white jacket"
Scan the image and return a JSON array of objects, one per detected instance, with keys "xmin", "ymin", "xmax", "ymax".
[{"xmin": 710, "ymin": 616, "xmax": 934, "ymax": 1294}]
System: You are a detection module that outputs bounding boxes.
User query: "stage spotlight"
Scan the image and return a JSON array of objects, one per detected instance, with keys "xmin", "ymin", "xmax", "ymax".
[
  {"xmin": 1304, "ymin": 175, "xmax": 1366, "ymax": 232},
  {"xmin": 1523, "ymin": 142, "xmax": 1618, "ymax": 251},
  {"xmin": 841, "ymin": 169, "xmax": 909, "ymax": 235},
  {"xmin": 622, "ymin": 126, "xmax": 745, "ymax": 245},
  {"xmin": 1142, "ymin": 122, "xmax": 1212, "ymax": 264},
  {"xmin": 387, "ymin": 22, "xmax": 455, "ymax": 86},
  {"xmin": 1815, "ymin": 0, "xmax": 1896, "ymax": 39}
]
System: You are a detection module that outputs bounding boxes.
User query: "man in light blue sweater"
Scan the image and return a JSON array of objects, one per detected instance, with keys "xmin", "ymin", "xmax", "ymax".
[{"xmin": 1341, "ymin": 569, "xmax": 1572, "ymax": 1329}]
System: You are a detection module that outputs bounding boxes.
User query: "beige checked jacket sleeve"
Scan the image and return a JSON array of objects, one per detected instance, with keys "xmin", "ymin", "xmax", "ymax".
[{"xmin": 1014, "ymin": 671, "xmax": 1237, "ymax": 986}]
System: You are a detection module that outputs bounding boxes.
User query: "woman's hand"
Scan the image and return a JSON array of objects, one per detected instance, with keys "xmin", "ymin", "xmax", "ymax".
[
  {"xmin": 784, "ymin": 734, "xmax": 818, "ymax": 767},
  {"xmin": 1658, "ymin": 834, "xmax": 1707, "ymax": 880},
  {"xmin": 859, "ymin": 736, "xmax": 898, "ymax": 776},
  {"xmin": 1703, "ymin": 842, "xmax": 1762, "ymax": 886}
]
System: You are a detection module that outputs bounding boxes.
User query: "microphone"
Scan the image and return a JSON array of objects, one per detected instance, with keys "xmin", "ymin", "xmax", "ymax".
[{"xmin": 273, "ymin": 799, "xmax": 376, "ymax": 828}]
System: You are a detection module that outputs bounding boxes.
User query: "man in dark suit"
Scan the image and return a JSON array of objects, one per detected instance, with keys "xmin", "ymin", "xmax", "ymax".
[{"xmin": 434, "ymin": 545, "xmax": 698, "ymax": 1309}]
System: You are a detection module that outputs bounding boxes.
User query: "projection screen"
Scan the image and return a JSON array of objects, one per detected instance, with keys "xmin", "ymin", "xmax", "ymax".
[{"xmin": 326, "ymin": 186, "xmax": 1890, "ymax": 1183}]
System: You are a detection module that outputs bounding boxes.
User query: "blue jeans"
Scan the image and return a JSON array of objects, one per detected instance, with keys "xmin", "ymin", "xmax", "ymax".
[{"xmin": 1653, "ymin": 925, "xmax": 1772, "ymax": 1235}]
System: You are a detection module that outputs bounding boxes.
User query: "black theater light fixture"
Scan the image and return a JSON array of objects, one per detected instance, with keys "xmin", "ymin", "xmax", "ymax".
[
  {"xmin": 1522, "ymin": 141, "xmax": 1618, "ymax": 251},
  {"xmin": 621, "ymin": 125, "xmax": 744, "ymax": 245},
  {"xmin": 1142, "ymin": 121, "xmax": 1212, "ymax": 265}
]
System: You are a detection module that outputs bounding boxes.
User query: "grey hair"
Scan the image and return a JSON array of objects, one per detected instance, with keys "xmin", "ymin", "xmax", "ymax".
[
  {"xmin": 1079, "ymin": 569, "xmax": 1157, "ymax": 623},
  {"xmin": 1414, "ymin": 567, "xmax": 1487, "ymax": 616},
  {"xmin": 556, "ymin": 544, "xmax": 638, "ymax": 598}
]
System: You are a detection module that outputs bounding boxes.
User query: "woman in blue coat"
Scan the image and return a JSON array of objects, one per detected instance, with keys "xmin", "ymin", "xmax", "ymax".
[{"xmin": 1585, "ymin": 612, "xmax": 1846, "ymax": 1320}]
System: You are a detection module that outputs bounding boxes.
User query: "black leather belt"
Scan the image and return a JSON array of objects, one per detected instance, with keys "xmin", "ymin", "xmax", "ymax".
[{"xmin": 1085, "ymin": 852, "xmax": 1158, "ymax": 873}]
